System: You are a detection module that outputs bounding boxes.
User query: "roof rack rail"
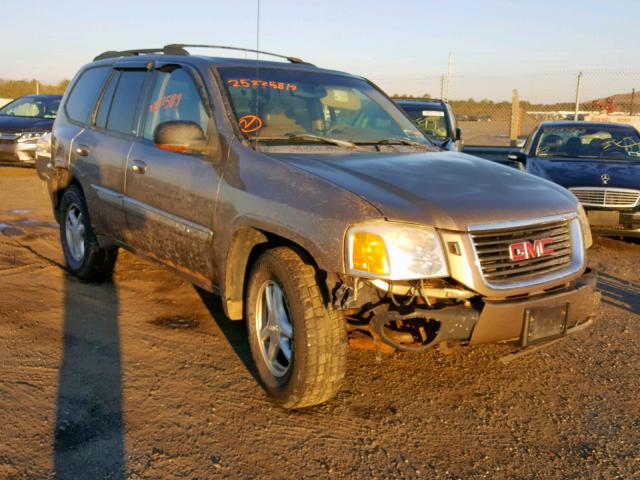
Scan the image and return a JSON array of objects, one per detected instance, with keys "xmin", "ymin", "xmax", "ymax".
[
  {"xmin": 164, "ymin": 44, "xmax": 310, "ymax": 65},
  {"xmin": 93, "ymin": 44, "xmax": 311, "ymax": 65},
  {"xmin": 93, "ymin": 45, "xmax": 189, "ymax": 61}
]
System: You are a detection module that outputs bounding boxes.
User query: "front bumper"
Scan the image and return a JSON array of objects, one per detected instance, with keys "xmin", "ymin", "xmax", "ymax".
[
  {"xmin": 591, "ymin": 226, "xmax": 640, "ymax": 238},
  {"xmin": 469, "ymin": 268, "xmax": 599, "ymax": 344},
  {"xmin": 0, "ymin": 141, "xmax": 36, "ymax": 164},
  {"xmin": 586, "ymin": 209, "xmax": 640, "ymax": 237},
  {"xmin": 365, "ymin": 269, "xmax": 599, "ymax": 352}
]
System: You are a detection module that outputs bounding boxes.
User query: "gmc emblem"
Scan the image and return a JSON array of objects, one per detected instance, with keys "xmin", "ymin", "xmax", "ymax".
[{"xmin": 509, "ymin": 239, "xmax": 555, "ymax": 261}]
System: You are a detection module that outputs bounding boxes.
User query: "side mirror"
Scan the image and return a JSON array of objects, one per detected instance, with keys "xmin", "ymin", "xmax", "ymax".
[
  {"xmin": 507, "ymin": 151, "xmax": 527, "ymax": 170},
  {"xmin": 153, "ymin": 121, "xmax": 207, "ymax": 154},
  {"xmin": 455, "ymin": 127, "xmax": 462, "ymax": 141}
]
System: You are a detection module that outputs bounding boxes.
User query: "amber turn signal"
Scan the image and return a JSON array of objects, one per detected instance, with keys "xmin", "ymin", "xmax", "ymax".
[{"xmin": 351, "ymin": 232, "xmax": 389, "ymax": 275}]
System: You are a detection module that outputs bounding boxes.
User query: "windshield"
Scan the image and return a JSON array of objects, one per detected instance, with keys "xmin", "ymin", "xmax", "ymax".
[
  {"xmin": 401, "ymin": 107, "xmax": 450, "ymax": 140},
  {"xmin": 217, "ymin": 67, "xmax": 428, "ymax": 146},
  {"xmin": 0, "ymin": 96, "xmax": 60, "ymax": 119},
  {"xmin": 535, "ymin": 125, "xmax": 640, "ymax": 160}
]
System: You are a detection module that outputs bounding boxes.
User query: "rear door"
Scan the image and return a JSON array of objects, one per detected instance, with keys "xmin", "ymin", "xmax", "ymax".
[
  {"xmin": 123, "ymin": 63, "xmax": 222, "ymax": 280},
  {"xmin": 71, "ymin": 64, "xmax": 150, "ymax": 239},
  {"xmin": 53, "ymin": 66, "xmax": 111, "ymax": 220}
]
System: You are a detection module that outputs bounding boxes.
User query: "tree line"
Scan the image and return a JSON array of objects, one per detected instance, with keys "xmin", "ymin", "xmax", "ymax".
[{"xmin": 0, "ymin": 79, "xmax": 70, "ymax": 99}]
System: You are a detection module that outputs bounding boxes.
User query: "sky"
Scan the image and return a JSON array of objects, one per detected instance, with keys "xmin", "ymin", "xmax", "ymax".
[{"xmin": 2, "ymin": 0, "xmax": 639, "ymax": 102}]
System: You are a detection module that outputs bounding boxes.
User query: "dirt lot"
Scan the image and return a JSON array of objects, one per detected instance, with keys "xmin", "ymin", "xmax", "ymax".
[
  {"xmin": 1, "ymin": 167, "xmax": 640, "ymax": 479},
  {"xmin": 459, "ymin": 116, "xmax": 542, "ymax": 147}
]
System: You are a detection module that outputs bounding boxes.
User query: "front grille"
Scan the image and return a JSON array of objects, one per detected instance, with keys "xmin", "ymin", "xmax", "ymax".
[
  {"xmin": 570, "ymin": 187, "xmax": 640, "ymax": 208},
  {"xmin": 471, "ymin": 219, "xmax": 573, "ymax": 285},
  {"xmin": 0, "ymin": 133, "xmax": 20, "ymax": 141}
]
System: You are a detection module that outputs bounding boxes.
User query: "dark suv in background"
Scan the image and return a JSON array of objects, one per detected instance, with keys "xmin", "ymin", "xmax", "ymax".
[
  {"xmin": 395, "ymin": 99, "xmax": 462, "ymax": 151},
  {"xmin": 38, "ymin": 45, "xmax": 598, "ymax": 408}
]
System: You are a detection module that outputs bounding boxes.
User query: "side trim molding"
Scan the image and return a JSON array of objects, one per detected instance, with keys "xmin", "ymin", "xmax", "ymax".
[{"xmin": 123, "ymin": 195, "xmax": 213, "ymax": 242}]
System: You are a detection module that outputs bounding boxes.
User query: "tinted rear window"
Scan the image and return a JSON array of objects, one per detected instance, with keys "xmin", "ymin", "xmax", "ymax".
[
  {"xmin": 95, "ymin": 71, "xmax": 120, "ymax": 129},
  {"xmin": 106, "ymin": 71, "xmax": 147, "ymax": 135},
  {"xmin": 65, "ymin": 67, "xmax": 111, "ymax": 123}
]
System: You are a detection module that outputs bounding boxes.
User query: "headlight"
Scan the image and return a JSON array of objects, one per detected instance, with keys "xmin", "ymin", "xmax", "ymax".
[
  {"xmin": 577, "ymin": 203, "xmax": 593, "ymax": 249},
  {"xmin": 17, "ymin": 131, "xmax": 45, "ymax": 143},
  {"xmin": 36, "ymin": 133, "xmax": 52, "ymax": 158},
  {"xmin": 346, "ymin": 222, "xmax": 449, "ymax": 280}
]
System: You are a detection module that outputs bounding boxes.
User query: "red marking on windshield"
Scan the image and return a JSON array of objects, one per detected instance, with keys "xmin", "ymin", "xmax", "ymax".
[
  {"xmin": 227, "ymin": 79, "xmax": 297, "ymax": 92},
  {"xmin": 238, "ymin": 114, "xmax": 263, "ymax": 133},
  {"xmin": 149, "ymin": 93, "xmax": 183, "ymax": 113}
]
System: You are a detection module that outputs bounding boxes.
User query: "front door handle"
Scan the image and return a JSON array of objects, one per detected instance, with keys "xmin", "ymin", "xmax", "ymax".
[
  {"xmin": 75, "ymin": 145, "xmax": 90, "ymax": 157},
  {"xmin": 131, "ymin": 160, "xmax": 147, "ymax": 174}
]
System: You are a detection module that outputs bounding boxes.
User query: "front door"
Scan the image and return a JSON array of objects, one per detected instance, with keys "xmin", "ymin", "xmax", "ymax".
[{"xmin": 123, "ymin": 64, "xmax": 222, "ymax": 280}]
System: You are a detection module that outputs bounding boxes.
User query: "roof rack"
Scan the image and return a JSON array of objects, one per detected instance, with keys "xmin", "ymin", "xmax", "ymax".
[
  {"xmin": 165, "ymin": 44, "xmax": 309, "ymax": 64},
  {"xmin": 93, "ymin": 45, "xmax": 189, "ymax": 61},
  {"xmin": 93, "ymin": 44, "xmax": 310, "ymax": 65}
]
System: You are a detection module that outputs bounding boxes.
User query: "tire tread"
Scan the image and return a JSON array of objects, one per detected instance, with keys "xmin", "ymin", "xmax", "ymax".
[{"xmin": 250, "ymin": 247, "xmax": 347, "ymax": 409}]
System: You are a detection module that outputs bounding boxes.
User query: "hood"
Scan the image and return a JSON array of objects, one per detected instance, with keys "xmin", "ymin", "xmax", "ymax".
[
  {"xmin": 530, "ymin": 156, "xmax": 640, "ymax": 190},
  {"xmin": 0, "ymin": 116, "xmax": 54, "ymax": 133},
  {"xmin": 269, "ymin": 151, "xmax": 578, "ymax": 231}
]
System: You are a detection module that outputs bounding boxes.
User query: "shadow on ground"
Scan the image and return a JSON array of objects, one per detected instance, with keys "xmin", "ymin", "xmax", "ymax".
[
  {"xmin": 195, "ymin": 287, "xmax": 259, "ymax": 382},
  {"xmin": 597, "ymin": 271, "xmax": 640, "ymax": 315},
  {"xmin": 53, "ymin": 275, "xmax": 125, "ymax": 479}
]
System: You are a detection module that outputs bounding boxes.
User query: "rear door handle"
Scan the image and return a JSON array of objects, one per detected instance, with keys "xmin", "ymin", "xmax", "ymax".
[
  {"xmin": 131, "ymin": 159, "xmax": 147, "ymax": 174},
  {"xmin": 75, "ymin": 145, "xmax": 90, "ymax": 157}
]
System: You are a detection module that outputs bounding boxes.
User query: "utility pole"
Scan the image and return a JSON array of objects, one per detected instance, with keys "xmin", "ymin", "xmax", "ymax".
[
  {"xmin": 510, "ymin": 89, "xmax": 521, "ymax": 147},
  {"xmin": 445, "ymin": 53, "xmax": 452, "ymax": 101},
  {"xmin": 35, "ymin": 80, "xmax": 39, "ymax": 95},
  {"xmin": 440, "ymin": 75, "xmax": 445, "ymax": 100},
  {"xmin": 631, "ymin": 88, "xmax": 636, "ymax": 116},
  {"xmin": 573, "ymin": 71, "xmax": 583, "ymax": 121}
]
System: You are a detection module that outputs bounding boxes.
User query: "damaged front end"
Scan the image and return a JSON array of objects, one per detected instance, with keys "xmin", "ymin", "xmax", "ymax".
[
  {"xmin": 333, "ymin": 269, "xmax": 600, "ymax": 354},
  {"xmin": 334, "ymin": 276, "xmax": 481, "ymax": 352},
  {"xmin": 335, "ymin": 214, "xmax": 600, "ymax": 353}
]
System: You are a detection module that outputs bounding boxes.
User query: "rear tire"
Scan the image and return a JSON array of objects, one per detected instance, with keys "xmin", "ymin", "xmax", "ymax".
[
  {"xmin": 246, "ymin": 247, "xmax": 347, "ymax": 409},
  {"xmin": 59, "ymin": 185, "xmax": 118, "ymax": 280}
]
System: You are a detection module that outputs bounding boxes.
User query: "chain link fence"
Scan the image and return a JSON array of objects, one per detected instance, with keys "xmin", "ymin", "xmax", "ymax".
[{"xmin": 390, "ymin": 71, "xmax": 640, "ymax": 147}]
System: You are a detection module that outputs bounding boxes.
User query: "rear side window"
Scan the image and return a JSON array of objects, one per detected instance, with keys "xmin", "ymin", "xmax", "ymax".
[
  {"xmin": 105, "ymin": 71, "xmax": 147, "ymax": 135},
  {"xmin": 143, "ymin": 67, "xmax": 211, "ymax": 141},
  {"xmin": 65, "ymin": 67, "xmax": 110, "ymax": 123},
  {"xmin": 95, "ymin": 71, "xmax": 120, "ymax": 129}
]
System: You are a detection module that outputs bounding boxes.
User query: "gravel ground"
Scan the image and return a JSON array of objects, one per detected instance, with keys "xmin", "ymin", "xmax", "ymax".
[{"xmin": 1, "ymin": 167, "xmax": 639, "ymax": 479}]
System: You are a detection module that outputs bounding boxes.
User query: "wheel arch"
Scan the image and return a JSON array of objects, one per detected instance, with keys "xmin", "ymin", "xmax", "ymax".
[
  {"xmin": 52, "ymin": 171, "xmax": 83, "ymax": 222},
  {"xmin": 222, "ymin": 227, "xmax": 331, "ymax": 320}
]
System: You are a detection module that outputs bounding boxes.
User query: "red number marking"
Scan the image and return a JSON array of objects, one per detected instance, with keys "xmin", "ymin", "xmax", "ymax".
[
  {"xmin": 149, "ymin": 93, "xmax": 183, "ymax": 113},
  {"xmin": 227, "ymin": 79, "xmax": 298, "ymax": 92}
]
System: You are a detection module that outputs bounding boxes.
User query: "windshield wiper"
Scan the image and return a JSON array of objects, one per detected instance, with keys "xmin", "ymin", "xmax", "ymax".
[
  {"xmin": 287, "ymin": 134, "xmax": 359, "ymax": 150},
  {"xmin": 254, "ymin": 134, "xmax": 359, "ymax": 150},
  {"xmin": 372, "ymin": 137, "xmax": 427, "ymax": 147},
  {"xmin": 356, "ymin": 137, "xmax": 435, "ymax": 150}
]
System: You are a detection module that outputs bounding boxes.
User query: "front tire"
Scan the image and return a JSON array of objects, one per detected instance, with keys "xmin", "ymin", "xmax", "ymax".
[
  {"xmin": 59, "ymin": 185, "xmax": 118, "ymax": 280},
  {"xmin": 246, "ymin": 247, "xmax": 347, "ymax": 409}
]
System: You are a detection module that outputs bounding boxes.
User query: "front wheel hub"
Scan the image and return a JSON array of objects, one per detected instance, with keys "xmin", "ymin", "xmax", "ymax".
[{"xmin": 255, "ymin": 280, "xmax": 293, "ymax": 377}]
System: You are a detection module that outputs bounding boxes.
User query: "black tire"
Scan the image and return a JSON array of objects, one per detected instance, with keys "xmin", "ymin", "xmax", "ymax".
[
  {"xmin": 59, "ymin": 184, "xmax": 118, "ymax": 280},
  {"xmin": 246, "ymin": 247, "xmax": 348, "ymax": 409}
]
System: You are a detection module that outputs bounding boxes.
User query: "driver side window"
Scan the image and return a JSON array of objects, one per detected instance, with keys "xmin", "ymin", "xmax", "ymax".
[{"xmin": 143, "ymin": 67, "xmax": 211, "ymax": 142}]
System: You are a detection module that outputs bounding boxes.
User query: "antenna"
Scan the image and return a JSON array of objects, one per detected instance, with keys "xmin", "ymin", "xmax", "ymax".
[
  {"xmin": 255, "ymin": 0, "xmax": 261, "ymax": 136},
  {"xmin": 256, "ymin": 0, "xmax": 261, "ymax": 61}
]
